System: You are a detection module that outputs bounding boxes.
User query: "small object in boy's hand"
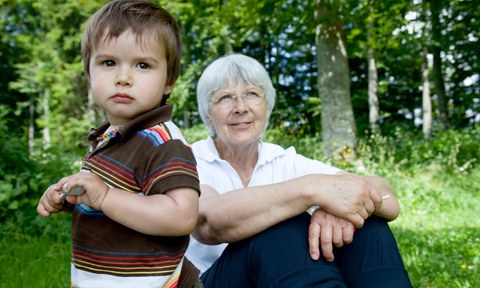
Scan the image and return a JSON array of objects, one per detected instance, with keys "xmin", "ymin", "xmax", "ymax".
[
  {"xmin": 61, "ymin": 183, "xmax": 85, "ymax": 200},
  {"xmin": 382, "ymin": 194, "xmax": 391, "ymax": 200}
]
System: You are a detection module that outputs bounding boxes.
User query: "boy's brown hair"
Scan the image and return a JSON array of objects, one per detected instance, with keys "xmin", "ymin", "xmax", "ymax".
[{"xmin": 81, "ymin": 0, "xmax": 182, "ymax": 88}]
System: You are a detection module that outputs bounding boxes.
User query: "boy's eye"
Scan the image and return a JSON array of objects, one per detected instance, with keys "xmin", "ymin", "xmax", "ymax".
[
  {"xmin": 136, "ymin": 62, "xmax": 150, "ymax": 69},
  {"xmin": 102, "ymin": 60, "xmax": 115, "ymax": 67}
]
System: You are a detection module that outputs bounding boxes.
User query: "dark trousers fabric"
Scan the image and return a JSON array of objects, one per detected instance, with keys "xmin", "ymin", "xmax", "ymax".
[{"xmin": 200, "ymin": 213, "xmax": 412, "ymax": 288}]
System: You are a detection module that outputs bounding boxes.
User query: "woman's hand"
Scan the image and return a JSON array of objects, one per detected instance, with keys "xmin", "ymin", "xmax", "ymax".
[
  {"xmin": 308, "ymin": 208, "xmax": 354, "ymax": 261},
  {"xmin": 307, "ymin": 173, "xmax": 384, "ymax": 228}
]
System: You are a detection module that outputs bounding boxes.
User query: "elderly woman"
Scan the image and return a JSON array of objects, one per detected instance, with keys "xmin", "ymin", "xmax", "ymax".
[{"xmin": 185, "ymin": 54, "xmax": 411, "ymax": 287}]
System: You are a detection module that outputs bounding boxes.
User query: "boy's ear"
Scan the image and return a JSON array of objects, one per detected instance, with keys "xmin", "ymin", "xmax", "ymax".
[{"xmin": 164, "ymin": 82, "xmax": 175, "ymax": 96}]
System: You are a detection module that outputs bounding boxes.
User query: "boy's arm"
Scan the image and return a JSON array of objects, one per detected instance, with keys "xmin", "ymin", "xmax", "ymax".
[
  {"xmin": 59, "ymin": 171, "xmax": 199, "ymax": 236},
  {"xmin": 99, "ymin": 187, "xmax": 199, "ymax": 236}
]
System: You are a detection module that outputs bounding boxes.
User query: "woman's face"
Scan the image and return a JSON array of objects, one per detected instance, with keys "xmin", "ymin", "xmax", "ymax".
[{"xmin": 207, "ymin": 82, "xmax": 268, "ymax": 150}]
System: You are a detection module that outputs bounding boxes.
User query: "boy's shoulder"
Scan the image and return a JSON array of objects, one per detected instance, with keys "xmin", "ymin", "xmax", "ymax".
[{"xmin": 137, "ymin": 121, "xmax": 191, "ymax": 147}]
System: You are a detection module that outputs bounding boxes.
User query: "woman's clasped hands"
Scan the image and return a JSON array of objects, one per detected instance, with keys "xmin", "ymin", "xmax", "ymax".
[{"xmin": 305, "ymin": 173, "xmax": 384, "ymax": 261}]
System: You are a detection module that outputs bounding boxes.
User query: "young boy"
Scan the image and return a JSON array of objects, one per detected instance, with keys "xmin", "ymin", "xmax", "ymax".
[{"xmin": 37, "ymin": 1, "xmax": 200, "ymax": 287}]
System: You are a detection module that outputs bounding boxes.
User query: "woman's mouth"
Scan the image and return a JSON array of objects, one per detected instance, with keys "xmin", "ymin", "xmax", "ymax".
[{"xmin": 230, "ymin": 122, "xmax": 251, "ymax": 128}]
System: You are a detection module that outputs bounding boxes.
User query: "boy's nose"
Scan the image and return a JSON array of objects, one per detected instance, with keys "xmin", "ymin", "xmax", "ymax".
[{"xmin": 115, "ymin": 67, "xmax": 132, "ymax": 86}]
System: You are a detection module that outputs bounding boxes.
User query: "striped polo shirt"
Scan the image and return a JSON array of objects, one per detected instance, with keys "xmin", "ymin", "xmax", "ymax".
[{"xmin": 70, "ymin": 105, "xmax": 200, "ymax": 288}]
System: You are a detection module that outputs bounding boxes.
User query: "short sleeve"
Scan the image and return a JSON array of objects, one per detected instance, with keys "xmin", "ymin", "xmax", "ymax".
[{"xmin": 142, "ymin": 139, "xmax": 200, "ymax": 196}]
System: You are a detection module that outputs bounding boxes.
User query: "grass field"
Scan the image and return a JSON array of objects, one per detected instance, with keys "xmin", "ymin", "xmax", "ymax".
[
  {"xmin": 1, "ymin": 130, "xmax": 478, "ymax": 287},
  {"xmin": 1, "ymin": 167, "xmax": 478, "ymax": 287},
  {"xmin": 0, "ymin": 213, "xmax": 71, "ymax": 287},
  {"xmin": 388, "ymin": 167, "xmax": 479, "ymax": 287}
]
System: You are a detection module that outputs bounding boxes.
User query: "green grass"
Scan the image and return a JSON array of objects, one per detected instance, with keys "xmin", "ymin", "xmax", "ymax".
[
  {"xmin": 0, "ymin": 213, "xmax": 71, "ymax": 287},
  {"xmin": 388, "ymin": 167, "xmax": 480, "ymax": 287},
  {"xmin": 1, "ymin": 130, "xmax": 478, "ymax": 287},
  {"xmin": 2, "ymin": 169, "xmax": 477, "ymax": 287}
]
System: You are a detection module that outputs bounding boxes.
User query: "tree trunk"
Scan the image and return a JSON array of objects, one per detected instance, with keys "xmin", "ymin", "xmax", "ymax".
[
  {"xmin": 42, "ymin": 89, "xmax": 51, "ymax": 148},
  {"xmin": 28, "ymin": 99, "xmax": 35, "ymax": 154},
  {"xmin": 422, "ymin": 51, "xmax": 432, "ymax": 139},
  {"xmin": 430, "ymin": 0, "xmax": 449, "ymax": 130},
  {"xmin": 367, "ymin": 39, "xmax": 380, "ymax": 133},
  {"xmin": 314, "ymin": 0, "xmax": 357, "ymax": 159}
]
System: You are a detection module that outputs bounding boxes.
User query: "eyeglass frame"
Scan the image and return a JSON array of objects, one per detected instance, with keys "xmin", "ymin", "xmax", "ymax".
[{"xmin": 208, "ymin": 89, "xmax": 266, "ymax": 110}]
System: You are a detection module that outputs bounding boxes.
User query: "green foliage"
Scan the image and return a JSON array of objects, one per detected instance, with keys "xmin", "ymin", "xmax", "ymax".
[
  {"xmin": 182, "ymin": 124, "xmax": 210, "ymax": 144},
  {"xmin": 263, "ymin": 127, "xmax": 332, "ymax": 164},
  {"xmin": 0, "ymin": 109, "xmax": 82, "ymax": 222},
  {"xmin": 356, "ymin": 128, "xmax": 479, "ymax": 176},
  {"xmin": 1, "ymin": 0, "xmax": 478, "ymax": 284}
]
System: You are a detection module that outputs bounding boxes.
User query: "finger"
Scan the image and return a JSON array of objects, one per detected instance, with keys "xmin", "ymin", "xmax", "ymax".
[
  {"xmin": 54, "ymin": 178, "xmax": 70, "ymax": 191},
  {"xmin": 343, "ymin": 224, "xmax": 354, "ymax": 244},
  {"xmin": 37, "ymin": 202, "xmax": 51, "ymax": 217},
  {"xmin": 320, "ymin": 224, "xmax": 334, "ymax": 262},
  {"xmin": 364, "ymin": 199, "xmax": 375, "ymax": 215},
  {"xmin": 359, "ymin": 207, "xmax": 369, "ymax": 220},
  {"xmin": 370, "ymin": 187, "xmax": 383, "ymax": 210},
  {"xmin": 308, "ymin": 221, "xmax": 321, "ymax": 260},
  {"xmin": 65, "ymin": 194, "xmax": 80, "ymax": 205},
  {"xmin": 37, "ymin": 194, "xmax": 59, "ymax": 217},
  {"xmin": 45, "ymin": 186, "xmax": 65, "ymax": 210},
  {"xmin": 332, "ymin": 224, "xmax": 344, "ymax": 247},
  {"xmin": 349, "ymin": 214, "xmax": 365, "ymax": 228}
]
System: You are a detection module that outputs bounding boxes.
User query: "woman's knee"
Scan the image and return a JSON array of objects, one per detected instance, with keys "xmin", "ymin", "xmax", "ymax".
[{"xmin": 252, "ymin": 212, "xmax": 311, "ymax": 248}]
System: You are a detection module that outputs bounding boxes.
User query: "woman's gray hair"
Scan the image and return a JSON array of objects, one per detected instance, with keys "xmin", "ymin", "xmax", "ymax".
[{"xmin": 196, "ymin": 54, "xmax": 276, "ymax": 136}]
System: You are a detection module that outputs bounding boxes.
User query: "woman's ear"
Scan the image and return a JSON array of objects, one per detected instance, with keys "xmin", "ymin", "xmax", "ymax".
[{"xmin": 206, "ymin": 116, "xmax": 213, "ymax": 125}]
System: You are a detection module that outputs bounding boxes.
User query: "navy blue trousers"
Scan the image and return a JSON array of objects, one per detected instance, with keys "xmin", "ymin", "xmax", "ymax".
[{"xmin": 201, "ymin": 213, "xmax": 412, "ymax": 288}]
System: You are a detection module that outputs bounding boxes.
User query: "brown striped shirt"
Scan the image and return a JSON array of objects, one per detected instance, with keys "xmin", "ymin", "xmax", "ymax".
[{"xmin": 70, "ymin": 105, "xmax": 199, "ymax": 287}]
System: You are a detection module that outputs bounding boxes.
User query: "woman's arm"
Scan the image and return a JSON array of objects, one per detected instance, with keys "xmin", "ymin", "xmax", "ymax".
[
  {"xmin": 193, "ymin": 173, "xmax": 390, "ymax": 245},
  {"xmin": 193, "ymin": 180, "xmax": 312, "ymax": 244}
]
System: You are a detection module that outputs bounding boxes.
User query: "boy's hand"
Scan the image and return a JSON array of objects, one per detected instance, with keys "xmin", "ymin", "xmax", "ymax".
[
  {"xmin": 61, "ymin": 184, "xmax": 85, "ymax": 200},
  {"xmin": 37, "ymin": 184, "xmax": 65, "ymax": 217},
  {"xmin": 58, "ymin": 172, "xmax": 110, "ymax": 211},
  {"xmin": 37, "ymin": 172, "xmax": 110, "ymax": 217}
]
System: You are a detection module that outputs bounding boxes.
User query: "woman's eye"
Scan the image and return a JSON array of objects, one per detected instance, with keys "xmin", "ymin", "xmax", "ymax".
[
  {"xmin": 102, "ymin": 60, "xmax": 115, "ymax": 67},
  {"xmin": 136, "ymin": 62, "xmax": 150, "ymax": 69},
  {"xmin": 246, "ymin": 91, "xmax": 259, "ymax": 97},
  {"xmin": 218, "ymin": 95, "xmax": 234, "ymax": 102}
]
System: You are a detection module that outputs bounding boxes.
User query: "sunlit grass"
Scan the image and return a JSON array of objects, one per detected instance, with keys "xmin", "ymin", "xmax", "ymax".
[{"xmin": 388, "ymin": 166, "xmax": 479, "ymax": 287}]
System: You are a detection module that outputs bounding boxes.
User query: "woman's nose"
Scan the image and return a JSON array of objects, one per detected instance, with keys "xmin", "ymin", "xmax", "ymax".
[{"xmin": 232, "ymin": 95, "xmax": 248, "ymax": 113}]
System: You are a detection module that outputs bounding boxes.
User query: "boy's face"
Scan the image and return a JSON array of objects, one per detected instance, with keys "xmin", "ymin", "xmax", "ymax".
[{"xmin": 89, "ymin": 29, "xmax": 174, "ymax": 125}]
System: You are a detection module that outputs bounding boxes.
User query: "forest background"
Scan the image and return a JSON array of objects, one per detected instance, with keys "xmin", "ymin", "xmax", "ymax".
[{"xmin": 0, "ymin": 0, "xmax": 478, "ymax": 287}]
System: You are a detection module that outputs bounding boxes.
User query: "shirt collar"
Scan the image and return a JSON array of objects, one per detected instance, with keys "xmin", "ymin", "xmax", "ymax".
[
  {"xmin": 198, "ymin": 136, "xmax": 285, "ymax": 167},
  {"xmin": 87, "ymin": 105, "xmax": 173, "ymax": 146}
]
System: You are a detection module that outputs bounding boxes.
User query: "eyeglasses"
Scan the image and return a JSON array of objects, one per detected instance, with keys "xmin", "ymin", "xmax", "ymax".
[{"xmin": 209, "ymin": 91, "xmax": 265, "ymax": 110}]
